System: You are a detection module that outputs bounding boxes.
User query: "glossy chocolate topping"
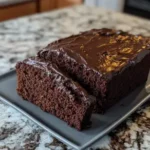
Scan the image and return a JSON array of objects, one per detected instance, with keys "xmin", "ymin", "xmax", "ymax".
[
  {"xmin": 25, "ymin": 57, "xmax": 66, "ymax": 77},
  {"xmin": 46, "ymin": 28, "xmax": 150, "ymax": 75}
]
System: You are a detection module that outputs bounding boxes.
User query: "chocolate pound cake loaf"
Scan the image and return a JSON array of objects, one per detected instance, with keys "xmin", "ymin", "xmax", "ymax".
[
  {"xmin": 16, "ymin": 57, "xmax": 95, "ymax": 130},
  {"xmin": 38, "ymin": 28, "xmax": 150, "ymax": 112}
]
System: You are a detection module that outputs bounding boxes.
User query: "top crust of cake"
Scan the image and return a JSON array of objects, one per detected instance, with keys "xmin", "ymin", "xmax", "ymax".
[{"xmin": 39, "ymin": 28, "xmax": 150, "ymax": 78}]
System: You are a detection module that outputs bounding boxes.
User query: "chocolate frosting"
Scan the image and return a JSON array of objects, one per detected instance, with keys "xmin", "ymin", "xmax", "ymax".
[
  {"xmin": 24, "ymin": 57, "xmax": 66, "ymax": 77},
  {"xmin": 45, "ymin": 28, "xmax": 150, "ymax": 76}
]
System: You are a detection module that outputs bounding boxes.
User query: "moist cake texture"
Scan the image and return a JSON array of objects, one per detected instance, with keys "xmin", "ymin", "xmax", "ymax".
[
  {"xmin": 16, "ymin": 57, "xmax": 95, "ymax": 130},
  {"xmin": 38, "ymin": 28, "xmax": 150, "ymax": 112}
]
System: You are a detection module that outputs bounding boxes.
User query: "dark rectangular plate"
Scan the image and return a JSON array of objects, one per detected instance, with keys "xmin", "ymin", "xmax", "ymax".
[{"xmin": 0, "ymin": 70, "xmax": 150, "ymax": 150}]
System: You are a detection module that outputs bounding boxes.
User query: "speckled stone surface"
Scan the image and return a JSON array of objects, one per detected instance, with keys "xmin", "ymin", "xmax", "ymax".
[{"xmin": 0, "ymin": 5, "xmax": 150, "ymax": 150}]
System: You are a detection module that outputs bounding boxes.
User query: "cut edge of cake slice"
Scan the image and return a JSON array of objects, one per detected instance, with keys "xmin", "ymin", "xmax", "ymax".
[{"xmin": 16, "ymin": 57, "xmax": 96, "ymax": 130}]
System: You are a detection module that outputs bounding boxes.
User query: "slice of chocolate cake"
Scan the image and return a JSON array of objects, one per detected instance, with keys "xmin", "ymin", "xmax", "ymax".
[
  {"xmin": 38, "ymin": 28, "xmax": 150, "ymax": 112},
  {"xmin": 16, "ymin": 57, "xmax": 95, "ymax": 130}
]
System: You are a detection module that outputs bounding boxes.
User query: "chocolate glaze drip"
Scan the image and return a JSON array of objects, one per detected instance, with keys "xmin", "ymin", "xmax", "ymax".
[
  {"xmin": 25, "ymin": 57, "xmax": 67, "ymax": 77},
  {"xmin": 44, "ymin": 28, "xmax": 150, "ymax": 77}
]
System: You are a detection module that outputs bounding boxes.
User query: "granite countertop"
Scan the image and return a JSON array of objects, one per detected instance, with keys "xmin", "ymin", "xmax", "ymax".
[{"xmin": 0, "ymin": 5, "xmax": 150, "ymax": 150}]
